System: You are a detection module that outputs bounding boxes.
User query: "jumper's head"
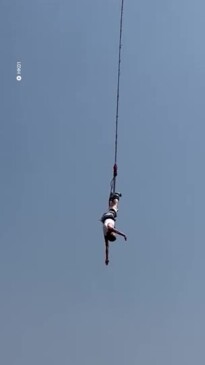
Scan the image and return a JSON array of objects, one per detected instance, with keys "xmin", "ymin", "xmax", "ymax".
[{"xmin": 107, "ymin": 232, "xmax": 116, "ymax": 242}]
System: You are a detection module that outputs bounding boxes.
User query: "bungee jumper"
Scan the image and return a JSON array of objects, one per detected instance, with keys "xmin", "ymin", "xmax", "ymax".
[
  {"xmin": 101, "ymin": 0, "xmax": 127, "ymax": 266},
  {"xmin": 101, "ymin": 190, "xmax": 127, "ymax": 266}
]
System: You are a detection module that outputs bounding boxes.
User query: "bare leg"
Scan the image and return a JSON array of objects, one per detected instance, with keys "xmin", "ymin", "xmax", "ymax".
[{"xmin": 109, "ymin": 198, "xmax": 119, "ymax": 212}]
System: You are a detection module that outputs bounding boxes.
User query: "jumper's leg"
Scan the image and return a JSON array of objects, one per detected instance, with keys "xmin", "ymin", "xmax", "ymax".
[{"xmin": 109, "ymin": 192, "xmax": 121, "ymax": 212}]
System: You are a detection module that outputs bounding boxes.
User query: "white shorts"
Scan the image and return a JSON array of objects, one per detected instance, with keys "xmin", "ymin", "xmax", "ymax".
[{"xmin": 103, "ymin": 218, "xmax": 115, "ymax": 237}]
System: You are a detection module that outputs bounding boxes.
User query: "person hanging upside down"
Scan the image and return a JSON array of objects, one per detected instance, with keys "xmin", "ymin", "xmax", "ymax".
[{"xmin": 101, "ymin": 192, "xmax": 127, "ymax": 265}]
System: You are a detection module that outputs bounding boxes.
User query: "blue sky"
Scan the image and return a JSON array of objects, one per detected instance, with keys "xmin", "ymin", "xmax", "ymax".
[{"xmin": 1, "ymin": 0, "xmax": 205, "ymax": 364}]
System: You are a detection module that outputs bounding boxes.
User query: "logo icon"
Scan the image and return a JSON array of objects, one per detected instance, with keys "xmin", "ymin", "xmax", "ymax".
[{"xmin": 16, "ymin": 75, "xmax": 22, "ymax": 81}]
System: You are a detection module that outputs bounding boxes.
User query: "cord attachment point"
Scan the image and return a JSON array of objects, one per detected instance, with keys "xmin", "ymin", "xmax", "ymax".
[{"xmin": 113, "ymin": 163, "xmax": 118, "ymax": 177}]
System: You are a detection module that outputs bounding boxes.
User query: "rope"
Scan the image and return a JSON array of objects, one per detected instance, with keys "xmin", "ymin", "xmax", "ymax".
[{"xmin": 111, "ymin": 0, "xmax": 125, "ymax": 195}]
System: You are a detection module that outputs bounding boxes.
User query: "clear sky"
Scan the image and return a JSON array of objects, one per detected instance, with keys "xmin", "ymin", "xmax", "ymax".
[{"xmin": 1, "ymin": 0, "xmax": 205, "ymax": 364}]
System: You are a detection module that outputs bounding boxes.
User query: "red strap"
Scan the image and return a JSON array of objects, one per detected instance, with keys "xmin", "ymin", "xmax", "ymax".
[{"xmin": 113, "ymin": 163, "xmax": 118, "ymax": 177}]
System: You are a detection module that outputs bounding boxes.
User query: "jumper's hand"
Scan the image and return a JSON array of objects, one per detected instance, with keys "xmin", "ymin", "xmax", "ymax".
[{"xmin": 123, "ymin": 234, "xmax": 127, "ymax": 241}]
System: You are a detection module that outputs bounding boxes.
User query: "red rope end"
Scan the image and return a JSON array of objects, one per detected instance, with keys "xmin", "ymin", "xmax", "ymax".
[{"xmin": 113, "ymin": 163, "xmax": 118, "ymax": 177}]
